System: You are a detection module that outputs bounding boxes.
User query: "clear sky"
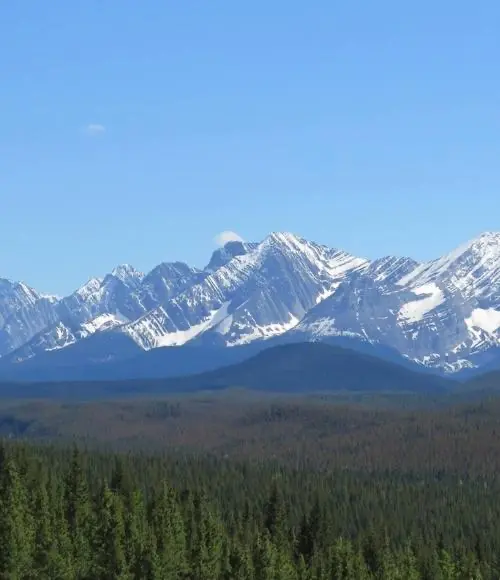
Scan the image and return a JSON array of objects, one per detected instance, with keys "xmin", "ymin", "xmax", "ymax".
[{"xmin": 1, "ymin": 1, "xmax": 499, "ymax": 295}]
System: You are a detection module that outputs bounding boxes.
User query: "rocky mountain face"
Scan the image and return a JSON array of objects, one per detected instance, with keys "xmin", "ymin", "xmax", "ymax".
[
  {"xmin": 2, "ymin": 231, "xmax": 500, "ymax": 375},
  {"xmin": 0, "ymin": 279, "xmax": 59, "ymax": 357},
  {"xmin": 120, "ymin": 233, "xmax": 368, "ymax": 350},
  {"xmin": 295, "ymin": 233, "xmax": 500, "ymax": 372}
]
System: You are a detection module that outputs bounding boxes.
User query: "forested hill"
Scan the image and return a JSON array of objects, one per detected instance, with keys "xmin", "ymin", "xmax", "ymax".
[
  {"xmin": 0, "ymin": 440, "xmax": 496, "ymax": 579},
  {"xmin": 0, "ymin": 342, "xmax": 454, "ymax": 400},
  {"xmin": 177, "ymin": 342, "xmax": 453, "ymax": 393}
]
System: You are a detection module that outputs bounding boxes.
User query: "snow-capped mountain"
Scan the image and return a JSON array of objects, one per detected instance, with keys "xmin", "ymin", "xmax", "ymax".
[
  {"xmin": 398, "ymin": 232, "xmax": 500, "ymax": 303},
  {"xmin": 120, "ymin": 232, "xmax": 368, "ymax": 349},
  {"xmin": 2, "ymin": 231, "xmax": 500, "ymax": 376},
  {"xmin": 294, "ymin": 233, "xmax": 500, "ymax": 372},
  {"xmin": 6, "ymin": 261, "xmax": 205, "ymax": 362},
  {"xmin": 0, "ymin": 279, "xmax": 59, "ymax": 357}
]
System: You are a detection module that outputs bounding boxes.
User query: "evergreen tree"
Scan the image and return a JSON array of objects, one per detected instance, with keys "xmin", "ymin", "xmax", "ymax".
[
  {"xmin": 254, "ymin": 531, "xmax": 278, "ymax": 580},
  {"xmin": 229, "ymin": 542, "xmax": 255, "ymax": 580},
  {"xmin": 92, "ymin": 480, "xmax": 130, "ymax": 580},
  {"xmin": 0, "ymin": 456, "xmax": 34, "ymax": 579},
  {"xmin": 31, "ymin": 475, "xmax": 57, "ymax": 579},
  {"xmin": 64, "ymin": 447, "xmax": 94, "ymax": 578},
  {"xmin": 0, "ymin": 437, "xmax": 498, "ymax": 580},
  {"xmin": 151, "ymin": 482, "xmax": 188, "ymax": 579},
  {"xmin": 400, "ymin": 542, "xmax": 420, "ymax": 580},
  {"xmin": 125, "ymin": 489, "xmax": 149, "ymax": 579},
  {"xmin": 438, "ymin": 549, "xmax": 458, "ymax": 580},
  {"xmin": 190, "ymin": 493, "xmax": 224, "ymax": 580},
  {"xmin": 111, "ymin": 455, "xmax": 134, "ymax": 502}
]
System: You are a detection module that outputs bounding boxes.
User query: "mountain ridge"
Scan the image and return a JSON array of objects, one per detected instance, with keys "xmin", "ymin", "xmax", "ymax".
[{"xmin": 2, "ymin": 230, "xmax": 500, "ymax": 379}]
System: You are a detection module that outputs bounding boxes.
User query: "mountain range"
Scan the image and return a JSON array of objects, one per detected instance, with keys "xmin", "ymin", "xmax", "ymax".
[{"xmin": 2, "ymin": 231, "xmax": 500, "ymax": 382}]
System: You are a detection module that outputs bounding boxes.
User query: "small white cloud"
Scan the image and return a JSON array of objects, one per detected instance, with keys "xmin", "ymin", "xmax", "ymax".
[
  {"xmin": 83, "ymin": 123, "xmax": 105, "ymax": 136},
  {"xmin": 214, "ymin": 230, "xmax": 244, "ymax": 247}
]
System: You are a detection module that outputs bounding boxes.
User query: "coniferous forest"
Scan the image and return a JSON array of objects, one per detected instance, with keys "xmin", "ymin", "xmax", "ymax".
[{"xmin": 0, "ymin": 437, "xmax": 499, "ymax": 579}]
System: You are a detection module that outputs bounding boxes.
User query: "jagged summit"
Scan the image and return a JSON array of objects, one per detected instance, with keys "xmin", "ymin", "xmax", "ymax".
[
  {"xmin": 205, "ymin": 240, "xmax": 256, "ymax": 272},
  {"xmin": 398, "ymin": 231, "xmax": 500, "ymax": 303},
  {"xmin": 111, "ymin": 264, "xmax": 144, "ymax": 283},
  {"xmin": 1, "ymin": 231, "xmax": 500, "ymax": 375}
]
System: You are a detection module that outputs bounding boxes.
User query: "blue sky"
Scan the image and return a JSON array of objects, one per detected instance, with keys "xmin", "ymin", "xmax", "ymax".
[{"xmin": 1, "ymin": 1, "xmax": 499, "ymax": 294}]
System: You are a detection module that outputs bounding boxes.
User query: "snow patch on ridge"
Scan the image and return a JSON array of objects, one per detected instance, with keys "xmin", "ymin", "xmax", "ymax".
[
  {"xmin": 155, "ymin": 302, "xmax": 232, "ymax": 347},
  {"xmin": 227, "ymin": 314, "xmax": 300, "ymax": 346},
  {"xmin": 398, "ymin": 284, "xmax": 444, "ymax": 324},
  {"xmin": 81, "ymin": 312, "xmax": 129, "ymax": 335},
  {"xmin": 466, "ymin": 308, "xmax": 500, "ymax": 335}
]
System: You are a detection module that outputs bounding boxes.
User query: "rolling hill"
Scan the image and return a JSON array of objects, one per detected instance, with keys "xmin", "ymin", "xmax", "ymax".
[{"xmin": 0, "ymin": 342, "xmax": 454, "ymax": 400}]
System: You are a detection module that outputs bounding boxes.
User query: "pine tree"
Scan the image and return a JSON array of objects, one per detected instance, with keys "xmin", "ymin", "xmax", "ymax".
[
  {"xmin": 328, "ymin": 537, "xmax": 362, "ymax": 580},
  {"xmin": 141, "ymin": 529, "xmax": 163, "ymax": 580},
  {"xmin": 229, "ymin": 542, "xmax": 255, "ymax": 580},
  {"xmin": 297, "ymin": 513, "xmax": 314, "ymax": 563},
  {"xmin": 151, "ymin": 482, "xmax": 188, "ymax": 579},
  {"xmin": 254, "ymin": 531, "xmax": 277, "ymax": 580},
  {"xmin": 377, "ymin": 535, "xmax": 400, "ymax": 580},
  {"xmin": 49, "ymin": 476, "xmax": 75, "ymax": 579},
  {"xmin": 0, "ymin": 456, "xmax": 35, "ymax": 579},
  {"xmin": 458, "ymin": 551, "xmax": 483, "ymax": 580},
  {"xmin": 400, "ymin": 542, "xmax": 420, "ymax": 580},
  {"xmin": 92, "ymin": 480, "xmax": 130, "ymax": 580},
  {"xmin": 31, "ymin": 475, "xmax": 57, "ymax": 579},
  {"xmin": 190, "ymin": 492, "xmax": 224, "ymax": 580},
  {"xmin": 111, "ymin": 455, "xmax": 134, "ymax": 501},
  {"xmin": 352, "ymin": 546, "xmax": 371, "ymax": 580},
  {"xmin": 275, "ymin": 546, "xmax": 298, "ymax": 580},
  {"xmin": 64, "ymin": 447, "xmax": 94, "ymax": 578},
  {"xmin": 264, "ymin": 480, "xmax": 288, "ymax": 546},
  {"xmin": 438, "ymin": 548, "xmax": 458, "ymax": 580},
  {"xmin": 363, "ymin": 528, "xmax": 383, "ymax": 577},
  {"xmin": 126, "ymin": 489, "xmax": 149, "ymax": 578}
]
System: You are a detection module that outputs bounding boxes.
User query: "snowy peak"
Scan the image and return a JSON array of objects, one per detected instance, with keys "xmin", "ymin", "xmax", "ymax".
[
  {"xmin": 0, "ymin": 278, "xmax": 40, "ymax": 307},
  {"xmin": 3, "ymin": 230, "xmax": 500, "ymax": 375},
  {"xmin": 0, "ymin": 278, "xmax": 59, "ymax": 357},
  {"xmin": 260, "ymin": 231, "xmax": 368, "ymax": 277},
  {"xmin": 111, "ymin": 264, "xmax": 144, "ymax": 284},
  {"xmin": 398, "ymin": 231, "xmax": 500, "ymax": 304},
  {"xmin": 73, "ymin": 277, "xmax": 104, "ymax": 301},
  {"xmin": 262, "ymin": 231, "xmax": 321, "ymax": 257},
  {"xmin": 205, "ymin": 241, "xmax": 257, "ymax": 272},
  {"xmin": 291, "ymin": 232, "xmax": 500, "ymax": 374},
  {"xmin": 119, "ymin": 231, "xmax": 369, "ymax": 351},
  {"xmin": 141, "ymin": 261, "xmax": 205, "ymax": 306}
]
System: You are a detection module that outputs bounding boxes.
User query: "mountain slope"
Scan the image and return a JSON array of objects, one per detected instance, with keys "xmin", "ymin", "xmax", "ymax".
[
  {"xmin": 2, "ymin": 231, "xmax": 500, "ymax": 378},
  {"xmin": 0, "ymin": 279, "xmax": 59, "ymax": 357},
  {"xmin": 7, "ymin": 261, "xmax": 204, "ymax": 363},
  {"xmin": 398, "ymin": 232, "xmax": 500, "ymax": 304},
  {"xmin": 293, "ymin": 233, "xmax": 500, "ymax": 373},
  {"xmin": 118, "ymin": 232, "xmax": 368, "ymax": 349}
]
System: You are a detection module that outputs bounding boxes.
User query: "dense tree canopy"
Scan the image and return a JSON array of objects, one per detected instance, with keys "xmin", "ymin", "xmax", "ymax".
[{"xmin": 0, "ymin": 439, "xmax": 498, "ymax": 579}]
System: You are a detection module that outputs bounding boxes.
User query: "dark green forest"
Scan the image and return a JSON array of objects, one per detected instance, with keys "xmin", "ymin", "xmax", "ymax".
[
  {"xmin": 0, "ymin": 436, "xmax": 498, "ymax": 579},
  {"xmin": 2, "ymin": 377, "xmax": 500, "ymax": 578},
  {"xmin": 3, "ymin": 389, "xmax": 500, "ymax": 474}
]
